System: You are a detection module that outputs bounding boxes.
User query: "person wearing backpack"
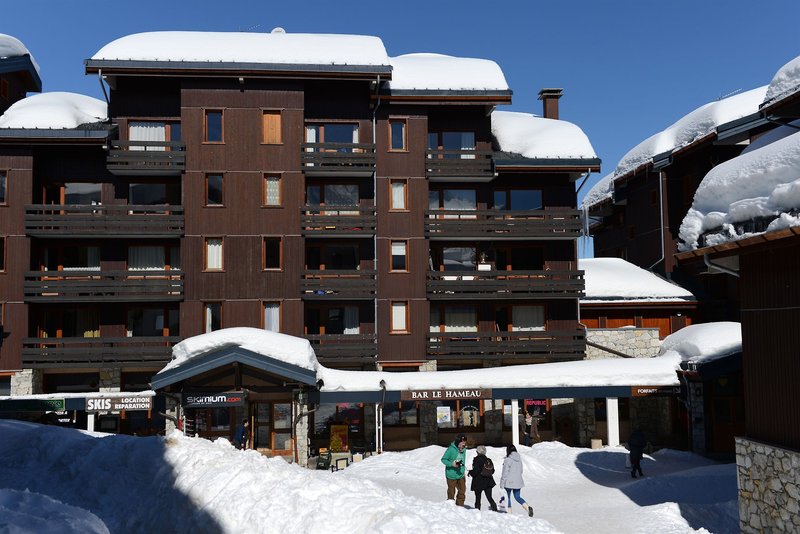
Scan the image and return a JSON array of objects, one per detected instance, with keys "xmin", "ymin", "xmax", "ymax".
[
  {"xmin": 500, "ymin": 444, "xmax": 533, "ymax": 517},
  {"xmin": 467, "ymin": 445, "xmax": 497, "ymax": 511}
]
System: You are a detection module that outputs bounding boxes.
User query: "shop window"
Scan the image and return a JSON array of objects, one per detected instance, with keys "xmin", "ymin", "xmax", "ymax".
[
  {"xmin": 263, "ymin": 237, "xmax": 282, "ymax": 270},
  {"xmin": 391, "ymin": 301, "xmax": 408, "ymax": 333},
  {"xmin": 0, "ymin": 170, "xmax": 6, "ymax": 205},
  {"xmin": 204, "ymin": 302, "xmax": 222, "ymax": 333},
  {"xmin": 390, "ymin": 179, "xmax": 408, "ymax": 210},
  {"xmin": 435, "ymin": 399, "xmax": 482, "ymax": 429},
  {"xmin": 263, "ymin": 174, "xmax": 281, "ymax": 206},
  {"xmin": 204, "ymin": 110, "xmax": 223, "ymax": 143},
  {"xmin": 206, "ymin": 174, "xmax": 223, "ymax": 206},
  {"xmin": 389, "ymin": 118, "xmax": 407, "ymax": 151},
  {"xmin": 391, "ymin": 240, "xmax": 408, "ymax": 272},
  {"xmin": 383, "ymin": 401, "xmax": 419, "ymax": 426},
  {"xmin": 262, "ymin": 110, "xmax": 282, "ymax": 144},
  {"xmin": 205, "ymin": 238, "xmax": 223, "ymax": 270}
]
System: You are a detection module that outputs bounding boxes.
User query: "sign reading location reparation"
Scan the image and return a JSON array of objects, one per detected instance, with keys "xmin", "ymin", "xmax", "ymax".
[
  {"xmin": 400, "ymin": 389, "xmax": 493, "ymax": 401},
  {"xmin": 85, "ymin": 396, "xmax": 153, "ymax": 412}
]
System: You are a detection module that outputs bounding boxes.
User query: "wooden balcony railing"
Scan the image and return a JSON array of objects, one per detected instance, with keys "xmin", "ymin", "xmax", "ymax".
[
  {"xmin": 301, "ymin": 143, "xmax": 376, "ymax": 175},
  {"xmin": 25, "ymin": 204, "xmax": 184, "ymax": 238},
  {"xmin": 424, "ymin": 209, "xmax": 582, "ymax": 239},
  {"xmin": 301, "ymin": 206, "xmax": 376, "ymax": 235},
  {"xmin": 426, "ymin": 149, "xmax": 494, "ymax": 179},
  {"xmin": 22, "ymin": 336, "xmax": 180, "ymax": 368},
  {"xmin": 107, "ymin": 140, "xmax": 186, "ymax": 175},
  {"xmin": 427, "ymin": 330, "xmax": 586, "ymax": 361},
  {"xmin": 301, "ymin": 270, "xmax": 376, "ymax": 299},
  {"xmin": 305, "ymin": 334, "xmax": 377, "ymax": 363},
  {"xmin": 24, "ymin": 270, "xmax": 184, "ymax": 302},
  {"xmin": 427, "ymin": 270, "xmax": 584, "ymax": 299}
]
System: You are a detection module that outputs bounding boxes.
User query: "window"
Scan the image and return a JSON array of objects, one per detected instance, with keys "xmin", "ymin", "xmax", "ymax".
[
  {"xmin": 128, "ymin": 121, "xmax": 181, "ymax": 150},
  {"xmin": 430, "ymin": 306, "xmax": 477, "ymax": 333},
  {"xmin": 263, "ymin": 237, "xmax": 282, "ymax": 270},
  {"xmin": 205, "ymin": 238, "xmax": 223, "ymax": 270},
  {"xmin": 204, "ymin": 302, "xmax": 222, "ymax": 333},
  {"xmin": 391, "ymin": 241, "xmax": 408, "ymax": 272},
  {"xmin": 39, "ymin": 309, "xmax": 100, "ymax": 338},
  {"xmin": 128, "ymin": 245, "xmax": 179, "ymax": 271},
  {"xmin": 305, "ymin": 306, "xmax": 359, "ymax": 335},
  {"xmin": 511, "ymin": 306, "xmax": 545, "ymax": 331},
  {"xmin": 428, "ymin": 131, "xmax": 475, "ymax": 158},
  {"xmin": 383, "ymin": 401, "xmax": 419, "ymax": 426},
  {"xmin": 127, "ymin": 308, "xmax": 179, "ymax": 336},
  {"xmin": 206, "ymin": 174, "xmax": 223, "ymax": 206},
  {"xmin": 390, "ymin": 179, "xmax": 407, "ymax": 210},
  {"xmin": 64, "ymin": 183, "xmax": 101, "ymax": 205},
  {"xmin": 389, "ymin": 119, "xmax": 407, "ymax": 151},
  {"xmin": 264, "ymin": 303, "xmax": 280, "ymax": 332},
  {"xmin": 0, "ymin": 170, "xmax": 6, "ymax": 205},
  {"xmin": 306, "ymin": 183, "xmax": 359, "ymax": 207},
  {"xmin": 129, "ymin": 183, "xmax": 175, "ymax": 206},
  {"xmin": 493, "ymin": 189, "xmax": 542, "ymax": 211},
  {"xmin": 205, "ymin": 110, "xmax": 223, "ymax": 143},
  {"xmin": 429, "ymin": 189, "xmax": 477, "ymax": 218},
  {"xmin": 263, "ymin": 174, "xmax": 281, "ymax": 206},
  {"xmin": 441, "ymin": 247, "xmax": 476, "ymax": 272},
  {"xmin": 305, "ymin": 123, "xmax": 359, "ymax": 146},
  {"xmin": 391, "ymin": 301, "xmax": 408, "ymax": 333},
  {"xmin": 435, "ymin": 399, "xmax": 482, "ymax": 429},
  {"xmin": 0, "ymin": 237, "xmax": 4, "ymax": 272},
  {"xmin": 262, "ymin": 111, "xmax": 282, "ymax": 144}
]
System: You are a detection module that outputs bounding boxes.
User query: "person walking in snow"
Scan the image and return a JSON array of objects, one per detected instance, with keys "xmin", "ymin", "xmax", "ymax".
[
  {"xmin": 234, "ymin": 418, "xmax": 249, "ymax": 450},
  {"xmin": 628, "ymin": 428, "xmax": 646, "ymax": 478},
  {"xmin": 500, "ymin": 444, "xmax": 533, "ymax": 517},
  {"xmin": 440, "ymin": 433, "xmax": 468, "ymax": 506},
  {"xmin": 467, "ymin": 445, "xmax": 497, "ymax": 511}
]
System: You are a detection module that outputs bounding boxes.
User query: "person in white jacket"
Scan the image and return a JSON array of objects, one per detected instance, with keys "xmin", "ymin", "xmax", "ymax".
[{"xmin": 499, "ymin": 444, "xmax": 533, "ymax": 517}]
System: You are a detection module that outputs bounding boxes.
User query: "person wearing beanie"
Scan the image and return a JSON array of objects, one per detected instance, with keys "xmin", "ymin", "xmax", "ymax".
[
  {"xmin": 467, "ymin": 444, "xmax": 497, "ymax": 511},
  {"xmin": 499, "ymin": 444, "xmax": 534, "ymax": 517},
  {"xmin": 440, "ymin": 434, "xmax": 468, "ymax": 506}
]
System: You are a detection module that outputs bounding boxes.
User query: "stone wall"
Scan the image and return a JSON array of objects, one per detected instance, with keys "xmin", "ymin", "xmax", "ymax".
[
  {"xmin": 736, "ymin": 437, "xmax": 800, "ymax": 533},
  {"xmin": 586, "ymin": 328, "xmax": 661, "ymax": 359},
  {"xmin": 10, "ymin": 369, "xmax": 42, "ymax": 396}
]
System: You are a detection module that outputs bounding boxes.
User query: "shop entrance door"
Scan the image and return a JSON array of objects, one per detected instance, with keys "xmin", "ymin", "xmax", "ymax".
[{"xmin": 252, "ymin": 402, "xmax": 294, "ymax": 457}]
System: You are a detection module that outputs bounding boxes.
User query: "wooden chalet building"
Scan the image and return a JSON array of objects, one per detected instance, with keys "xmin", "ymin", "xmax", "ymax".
[{"xmin": 1, "ymin": 30, "xmax": 600, "ymax": 451}]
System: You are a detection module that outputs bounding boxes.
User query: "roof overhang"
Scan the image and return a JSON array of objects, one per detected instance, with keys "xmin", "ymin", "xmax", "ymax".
[
  {"xmin": 0, "ymin": 128, "xmax": 110, "ymax": 145},
  {"xmin": 151, "ymin": 347, "xmax": 318, "ymax": 390},
  {"xmin": 580, "ymin": 299, "xmax": 697, "ymax": 309},
  {"xmin": 675, "ymin": 226, "xmax": 800, "ymax": 264},
  {"xmin": 0, "ymin": 55, "xmax": 42, "ymax": 92},
  {"xmin": 680, "ymin": 352, "xmax": 742, "ymax": 380},
  {"xmin": 377, "ymin": 89, "xmax": 512, "ymax": 105},
  {"xmin": 714, "ymin": 112, "xmax": 771, "ymax": 145}
]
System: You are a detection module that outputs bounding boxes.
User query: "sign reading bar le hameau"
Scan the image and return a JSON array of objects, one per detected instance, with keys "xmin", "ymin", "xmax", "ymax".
[{"xmin": 400, "ymin": 389, "xmax": 492, "ymax": 401}]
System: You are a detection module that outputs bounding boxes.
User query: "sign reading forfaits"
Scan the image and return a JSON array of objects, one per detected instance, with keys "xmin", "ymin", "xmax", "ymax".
[
  {"xmin": 400, "ymin": 389, "xmax": 492, "ymax": 401},
  {"xmin": 631, "ymin": 386, "xmax": 681, "ymax": 397},
  {"xmin": 182, "ymin": 391, "xmax": 247, "ymax": 408},
  {"xmin": 85, "ymin": 396, "xmax": 153, "ymax": 412}
]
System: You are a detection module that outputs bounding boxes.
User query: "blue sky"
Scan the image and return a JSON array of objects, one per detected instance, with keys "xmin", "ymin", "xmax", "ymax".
[{"xmin": 4, "ymin": 0, "xmax": 800, "ymax": 255}]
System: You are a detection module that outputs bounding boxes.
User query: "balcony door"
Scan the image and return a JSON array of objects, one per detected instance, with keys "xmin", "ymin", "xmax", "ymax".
[
  {"xmin": 38, "ymin": 309, "xmax": 100, "ymax": 338},
  {"xmin": 305, "ymin": 306, "xmax": 359, "ymax": 335},
  {"xmin": 306, "ymin": 183, "xmax": 359, "ymax": 215},
  {"xmin": 428, "ymin": 189, "xmax": 476, "ymax": 219},
  {"xmin": 128, "ymin": 121, "xmax": 181, "ymax": 151},
  {"xmin": 305, "ymin": 123, "xmax": 359, "ymax": 148},
  {"xmin": 306, "ymin": 243, "xmax": 359, "ymax": 271},
  {"xmin": 428, "ymin": 131, "xmax": 475, "ymax": 159}
]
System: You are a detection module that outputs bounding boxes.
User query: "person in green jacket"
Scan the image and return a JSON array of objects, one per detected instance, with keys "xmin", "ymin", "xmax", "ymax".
[{"xmin": 440, "ymin": 433, "xmax": 468, "ymax": 506}]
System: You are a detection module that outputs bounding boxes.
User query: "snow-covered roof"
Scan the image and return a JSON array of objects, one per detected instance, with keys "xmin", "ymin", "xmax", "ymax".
[
  {"xmin": 581, "ymin": 86, "xmax": 768, "ymax": 209},
  {"xmin": 763, "ymin": 54, "xmax": 800, "ymax": 107},
  {"xmin": 387, "ymin": 53, "xmax": 508, "ymax": 91},
  {"xmin": 0, "ymin": 33, "xmax": 40, "ymax": 76},
  {"xmin": 0, "ymin": 92, "xmax": 107, "ymax": 130},
  {"xmin": 579, "ymin": 257, "xmax": 694, "ymax": 303},
  {"xmin": 491, "ymin": 111, "xmax": 597, "ymax": 159},
  {"xmin": 161, "ymin": 327, "xmax": 317, "ymax": 374},
  {"xmin": 659, "ymin": 322, "xmax": 741, "ymax": 365},
  {"xmin": 91, "ymin": 30, "xmax": 391, "ymax": 68},
  {"xmin": 678, "ymin": 127, "xmax": 800, "ymax": 250}
]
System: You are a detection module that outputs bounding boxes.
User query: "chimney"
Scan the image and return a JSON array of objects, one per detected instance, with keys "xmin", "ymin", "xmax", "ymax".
[{"xmin": 538, "ymin": 88, "xmax": 563, "ymax": 120}]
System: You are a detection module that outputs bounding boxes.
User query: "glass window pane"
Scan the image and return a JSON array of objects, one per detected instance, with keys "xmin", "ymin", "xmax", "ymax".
[
  {"xmin": 128, "ymin": 246, "xmax": 165, "ymax": 271},
  {"xmin": 265, "ymin": 176, "xmax": 281, "ymax": 206},
  {"xmin": 324, "ymin": 184, "xmax": 358, "ymax": 206},
  {"xmin": 207, "ymin": 175, "xmax": 223, "ymax": 205},
  {"xmin": 206, "ymin": 239, "xmax": 222, "ymax": 270},
  {"xmin": 435, "ymin": 400, "xmax": 457, "ymax": 429},
  {"xmin": 460, "ymin": 400, "xmax": 481, "ymax": 428},
  {"xmin": 510, "ymin": 190, "xmax": 542, "ymax": 210},
  {"xmin": 264, "ymin": 238, "xmax": 281, "ymax": 269},
  {"xmin": 274, "ymin": 403, "xmax": 292, "ymax": 429},
  {"xmin": 391, "ymin": 241, "xmax": 407, "ymax": 271},
  {"xmin": 205, "ymin": 111, "xmax": 223, "ymax": 142},
  {"xmin": 264, "ymin": 303, "xmax": 280, "ymax": 332},
  {"xmin": 391, "ymin": 181, "xmax": 406, "ymax": 210},
  {"xmin": 494, "ymin": 191, "xmax": 507, "ymax": 210},
  {"xmin": 324, "ymin": 124, "xmax": 358, "ymax": 144},
  {"xmin": 0, "ymin": 171, "xmax": 6, "ymax": 204},
  {"xmin": 390, "ymin": 121, "xmax": 406, "ymax": 150},
  {"xmin": 205, "ymin": 303, "xmax": 221, "ymax": 333},
  {"xmin": 443, "ymin": 190, "xmax": 476, "ymax": 210},
  {"xmin": 391, "ymin": 302, "xmax": 407, "ymax": 331},
  {"xmin": 512, "ymin": 306, "xmax": 545, "ymax": 331},
  {"xmin": 443, "ymin": 247, "xmax": 475, "ymax": 271},
  {"xmin": 314, "ymin": 404, "xmax": 337, "ymax": 434},
  {"xmin": 130, "ymin": 183, "xmax": 167, "ymax": 205},
  {"xmin": 64, "ymin": 183, "xmax": 101, "ymax": 205}
]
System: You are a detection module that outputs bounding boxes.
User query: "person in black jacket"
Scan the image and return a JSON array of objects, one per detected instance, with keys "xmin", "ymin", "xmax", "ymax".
[
  {"xmin": 467, "ymin": 445, "xmax": 497, "ymax": 511},
  {"xmin": 628, "ymin": 428, "xmax": 646, "ymax": 478}
]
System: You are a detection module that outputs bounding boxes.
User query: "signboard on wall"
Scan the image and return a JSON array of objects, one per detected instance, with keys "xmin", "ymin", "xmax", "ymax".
[
  {"xmin": 183, "ymin": 391, "xmax": 247, "ymax": 408},
  {"xmin": 400, "ymin": 389, "xmax": 493, "ymax": 401},
  {"xmin": 86, "ymin": 396, "xmax": 152, "ymax": 413},
  {"xmin": 631, "ymin": 386, "xmax": 681, "ymax": 397},
  {"xmin": 0, "ymin": 398, "xmax": 65, "ymax": 412}
]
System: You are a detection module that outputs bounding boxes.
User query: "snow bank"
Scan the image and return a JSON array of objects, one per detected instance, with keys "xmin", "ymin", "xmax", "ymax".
[
  {"xmin": 0, "ymin": 92, "xmax": 107, "ymax": 129},
  {"xmin": 678, "ymin": 128, "xmax": 800, "ymax": 250},
  {"xmin": 0, "ymin": 33, "xmax": 40, "ymax": 75},
  {"xmin": 92, "ymin": 30, "xmax": 390, "ymax": 67},
  {"xmin": 388, "ymin": 53, "xmax": 508, "ymax": 91},
  {"xmin": 659, "ymin": 322, "xmax": 741, "ymax": 364},
  {"xmin": 163, "ymin": 327, "xmax": 318, "ymax": 373},
  {"xmin": 0, "ymin": 488, "xmax": 109, "ymax": 534},
  {"xmin": 491, "ymin": 111, "xmax": 596, "ymax": 159},
  {"xmin": 763, "ymin": 54, "xmax": 800, "ymax": 106},
  {"xmin": 579, "ymin": 257, "xmax": 694, "ymax": 302}
]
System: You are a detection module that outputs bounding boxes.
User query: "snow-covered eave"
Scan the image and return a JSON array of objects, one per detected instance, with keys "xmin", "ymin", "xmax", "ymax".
[
  {"xmin": 580, "ymin": 298, "xmax": 697, "ymax": 306},
  {"xmin": 760, "ymin": 84, "xmax": 800, "ymax": 114},
  {"xmin": 0, "ymin": 54, "xmax": 42, "ymax": 92},
  {"xmin": 0, "ymin": 127, "xmax": 111, "ymax": 143},
  {"xmin": 675, "ymin": 225, "xmax": 800, "ymax": 263},
  {"xmin": 85, "ymin": 59, "xmax": 392, "ymax": 80},
  {"xmin": 582, "ymin": 161, "xmax": 654, "ymax": 211},
  {"xmin": 494, "ymin": 154, "xmax": 601, "ymax": 172}
]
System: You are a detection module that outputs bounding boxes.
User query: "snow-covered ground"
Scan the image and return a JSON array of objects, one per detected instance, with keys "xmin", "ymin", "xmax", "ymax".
[{"xmin": 0, "ymin": 420, "xmax": 737, "ymax": 533}]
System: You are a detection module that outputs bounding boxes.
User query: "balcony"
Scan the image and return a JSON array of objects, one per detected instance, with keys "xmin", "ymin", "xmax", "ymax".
[
  {"xmin": 424, "ymin": 209, "xmax": 582, "ymax": 239},
  {"xmin": 25, "ymin": 205, "xmax": 184, "ymax": 238},
  {"xmin": 305, "ymin": 334, "xmax": 377, "ymax": 364},
  {"xmin": 427, "ymin": 270, "xmax": 584, "ymax": 300},
  {"xmin": 426, "ymin": 149, "xmax": 494, "ymax": 180},
  {"xmin": 22, "ymin": 336, "xmax": 180, "ymax": 368},
  {"xmin": 107, "ymin": 140, "xmax": 186, "ymax": 176},
  {"xmin": 301, "ymin": 207, "xmax": 376, "ymax": 237},
  {"xmin": 427, "ymin": 330, "xmax": 586, "ymax": 361},
  {"xmin": 301, "ymin": 143, "xmax": 376, "ymax": 176},
  {"xmin": 301, "ymin": 270, "xmax": 376, "ymax": 299},
  {"xmin": 24, "ymin": 270, "xmax": 184, "ymax": 302}
]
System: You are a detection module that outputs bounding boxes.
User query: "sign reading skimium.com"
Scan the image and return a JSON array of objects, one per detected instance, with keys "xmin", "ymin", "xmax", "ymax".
[
  {"xmin": 182, "ymin": 392, "xmax": 247, "ymax": 408},
  {"xmin": 85, "ymin": 397, "xmax": 153, "ymax": 412}
]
